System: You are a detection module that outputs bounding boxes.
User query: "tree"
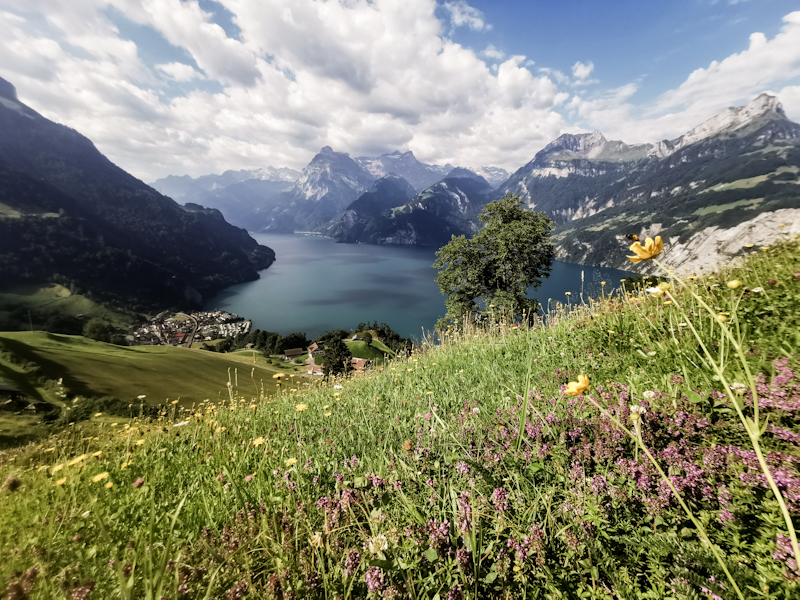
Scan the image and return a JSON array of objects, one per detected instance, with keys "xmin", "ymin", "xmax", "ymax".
[
  {"xmin": 361, "ymin": 331, "xmax": 373, "ymax": 347},
  {"xmin": 82, "ymin": 318, "xmax": 114, "ymax": 343},
  {"xmin": 322, "ymin": 338, "xmax": 353, "ymax": 378},
  {"xmin": 433, "ymin": 193, "xmax": 555, "ymax": 327}
]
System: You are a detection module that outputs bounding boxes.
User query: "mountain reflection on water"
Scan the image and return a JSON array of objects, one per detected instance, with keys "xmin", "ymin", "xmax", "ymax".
[{"xmin": 207, "ymin": 233, "xmax": 633, "ymax": 340}]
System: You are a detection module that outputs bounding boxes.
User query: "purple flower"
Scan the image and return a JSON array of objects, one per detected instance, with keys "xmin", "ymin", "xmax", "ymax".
[
  {"xmin": 455, "ymin": 462, "xmax": 470, "ymax": 475},
  {"xmin": 344, "ymin": 549, "xmax": 361, "ymax": 577},
  {"xmin": 365, "ymin": 566, "xmax": 384, "ymax": 593},
  {"xmin": 492, "ymin": 487, "xmax": 509, "ymax": 512}
]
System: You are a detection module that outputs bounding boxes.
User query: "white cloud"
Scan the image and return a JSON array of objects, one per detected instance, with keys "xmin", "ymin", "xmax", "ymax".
[
  {"xmin": 571, "ymin": 61, "xmax": 594, "ymax": 79},
  {"xmin": 481, "ymin": 45, "xmax": 505, "ymax": 60},
  {"xmin": 443, "ymin": 0, "xmax": 489, "ymax": 31},
  {"xmin": 156, "ymin": 62, "xmax": 204, "ymax": 81},
  {"xmin": 0, "ymin": 0, "xmax": 570, "ymax": 179},
  {"xmin": 567, "ymin": 11, "xmax": 800, "ymax": 144}
]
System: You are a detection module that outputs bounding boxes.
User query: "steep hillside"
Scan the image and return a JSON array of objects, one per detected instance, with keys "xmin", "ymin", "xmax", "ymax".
[
  {"xmin": 330, "ymin": 171, "xmax": 494, "ymax": 245},
  {"xmin": 0, "ymin": 78, "xmax": 275, "ymax": 309},
  {"xmin": 497, "ymin": 94, "xmax": 800, "ymax": 272}
]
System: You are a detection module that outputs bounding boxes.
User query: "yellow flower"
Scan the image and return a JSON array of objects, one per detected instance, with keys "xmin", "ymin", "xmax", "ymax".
[
  {"xmin": 325, "ymin": 412, "xmax": 332, "ymax": 417},
  {"xmin": 745, "ymin": 244, "xmax": 754, "ymax": 248},
  {"xmin": 657, "ymin": 282, "xmax": 671, "ymax": 291},
  {"xmin": 272, "ymin": 373, "xmax": 284, "ymax": 379},
  {"xmin": 135, "ymin": 439, "xmax": 145, "ymax": 446},
  {"xmin": 627, "ymin": 236, "xmax": 664, "ymax": 263},
  {"xmin": 565, "ymin": 375, "xmax": 590, "ymax": 396},
  {"xmin": 600, "ymin": 281, "xmax": 606, "ymax": 286},
  {"xmin": 94, "ymin": 412, "xmax": 102, "ymax": 417},
  {"xmin": 44, "ymin": 447, "xmax": 55, "ymax": 453},
  {"xmin": 513, "ymin": 565, "xmax": 521, "ymax": 573},
  {"xmin": 717, "ymin": 314, "xmax": 727, "ymax": 323},
  {"xmin": 91, "ymin": 451, "xmax": 102, "ymax": 457},
  {"xmin": 727, "ymin": 280, "xmax": 741, "ymax": 289},
  {"xmin": 110, "ymin": 423, "xmax": 118, "ymax": 427},
  {"xmin": 54, "ymin": 477, "xmax": 67, "ymax": 486},
  {"xmin": 295, "ymin": 403, "xmax": 308, "ymax": 412},
  {"xmin": 92, "ymin": 472, "xmax": 109, "ymax": 483},
  {"xmin": 252, "ymin": 436, "xmax": 265, "ymax": 446},
  {"xmin": 67, "ymin": 454, "xmax": 88, "ymax": 467},
  {"xmin": 105, "ymin": 482, "xmax": 113, "ymax": 489},
  {"xmin": 51, "ymin": 464, "xmax": 64, "ymax": 474},
  {"xmin": 285, "ymin": 458, "xmax": 297, "ymax": 467}
]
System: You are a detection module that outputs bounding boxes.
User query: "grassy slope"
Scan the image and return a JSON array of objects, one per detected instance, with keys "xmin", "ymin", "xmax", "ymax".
[
  {"xmin": 0, "ymin": 239, "xmax": 799, "ymax": 598},
  {"xmin": 0, "ymin": 284, "xmax": 135, "ymax": 330},
  {"xmin": 0, "ymin": 332, "xmax": 295, "ymax": 407},
  {"xmin": 314, "ymin": 339, "xmax": 395, "ymax": 365}
]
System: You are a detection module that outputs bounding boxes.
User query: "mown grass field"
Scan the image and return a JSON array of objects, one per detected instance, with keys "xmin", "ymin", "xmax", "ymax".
[
  {"xmin": 0, "ymin": 333, "xmax": 307, "ymax": 446},
  {"xmin": 314, "ymin": 339, "xmax": 396, "ymax": 366},
  {"xmin": 0, "ymin": 236, "xmax": 799, "ymax": 599}
]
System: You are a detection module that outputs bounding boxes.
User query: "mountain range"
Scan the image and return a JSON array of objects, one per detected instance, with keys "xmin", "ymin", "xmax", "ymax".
[
  {"xmin": 0, "ymin": 77, "xmax": 275, "ymax": 310},
  {"xmin": 498, "ymin": 93, "xmax": 800, "ymax": 271},
  {"xmin": 150, "ymin": 93, "xmax": 799, "ymax": 273},
  {"xmin": 151, "ymin": 148, "xmax": 510, "ymax": 234}
]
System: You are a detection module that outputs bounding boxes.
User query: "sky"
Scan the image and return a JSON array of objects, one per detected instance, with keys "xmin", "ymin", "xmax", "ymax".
[{"xmin": 2, "ymin": 0, "xmax": 800, "ymax": 182}]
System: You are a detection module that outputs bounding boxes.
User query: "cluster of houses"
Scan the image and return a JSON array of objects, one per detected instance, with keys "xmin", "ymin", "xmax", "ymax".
[
  {"xmin": 281, "ymin": 338, "xmax": 373, "ymax": 376},
  {"xmin": 129, "ymin": 310, "xmax": 250, "ymax": 346}
]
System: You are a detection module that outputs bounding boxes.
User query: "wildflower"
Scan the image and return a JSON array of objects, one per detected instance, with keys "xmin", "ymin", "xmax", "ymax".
[
  {"xmin": 272, "ymin": 373, "xmax": 283, "ymax": 379},
  {"xmin": 310, "ymin": 531, "xmax": 324, "ymax": 549},
  {"xmin": 55, "ymin": 477, "xmax": 67, "ymax": 486},
  {"xmin": 295, "ymin": 403, "xmax": 308, "ymax": 412},
  {"xmin": 727, "ymin": 280, "xmax": 742, "ymax": 289},
  {"xmin": 105, "ymin": 482, "xmax": 113, "ymax": 489},
  {"xmin": 368, "ymin": 534, "xmax": 388, "ymax": 554},
  {"xmin": 472, "ymin": 407, "xmax": 480, "ymax": 414},
  {"xmin": 564, "ymin": 292, "xmax": 571, "ymax": 296},
  {"xmin": 133, "ymin": 478, "xmax": 145, "ymax": 488},
  {"xmin": 731, "ymin": 382, "xmax": 747, "ymax": 396},
  {"xmin": 137, "ymin": 395, "xmax": 146, "ymax": 399},
  {"xmin": 643, "ymin": 390, "xmax": 655, "ymax": 399},
  {"xmin": 334, "ymin": 385, "xmax": 343, "ymax": 390},
  {"xmin": 173, "ymin": 420, "xmax": 189, "ymax": 427},
  {"xmin": 244, "ymin": 474, "xmax": 254, "ymax": 483},
  {"xmin": 657, "ymin": 282, "xmax": 671, "ymax": 291},
  {"xmin": 67, "ymin": 454, "xmax": 88, "ymax": 467},
  {"xmin": 92, "ymin": 472, "xmax": 109, "ymax": 483},
  {"xmin": 285, "ymin": 458, "xmax": 297, "ymax": 467},
  {"xmin": 646, "ymin": 287, "xmax": 665, "ymax": 297},
  {"xmin": 565, "ymin": 375, "xmax": 590, "ymax": 396},
  {"xmin": 94, "ymin": 413, "xmax": 102, "ymax": 417},
  {"xmin": 325, "ymin": 412, "xmax": 331, "ymax": 417},
  {"xmin": 716, "ymin": 314, "xmax": 727, "ymax": 323},
  {"xmin": 252, "ymin": 436, "xmax": 265, "ymax": 446},
  {"xmin": 626, "ymin": 236, "xmax": 663, "ymax": 262},
  {"xmin": 402, "ymin": 440, "xmax": 413, "ymax": 451},
  {"xmin": 135, "ymin": 439, "xmax": 145, "ymax": 446},
  {"xmin": 629, "ymin": 405, "xmax": 647, "ymax": 438},
  {"xmin": 601, "ymin": 281, "xmax": 606, "ymax": 286},
  {"xmin": 752, "ymin": 287, "xmax": 764, "ymax": 293},
  {"xmin": 323, "ymin": 405, "xmax": 329, "ymax": 409}
]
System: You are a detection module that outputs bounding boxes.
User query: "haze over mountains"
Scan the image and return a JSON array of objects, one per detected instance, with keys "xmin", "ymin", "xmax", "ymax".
[
  {"xmin": 151, "ymin": 93, "xmax": 799, "ymax": 274},
  {"xmin": 0, "ymin": 77, "xmax": 275, "ymax": 309}
]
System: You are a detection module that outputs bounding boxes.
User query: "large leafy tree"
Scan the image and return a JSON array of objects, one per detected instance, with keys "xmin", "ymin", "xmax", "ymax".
[
  {"xmin": 322, "ymin": 338, "xmax": 353, "ymax": 378},
  {"xmin": 433, "ymin": 193, "xmax": 555, "ymax": 326}
]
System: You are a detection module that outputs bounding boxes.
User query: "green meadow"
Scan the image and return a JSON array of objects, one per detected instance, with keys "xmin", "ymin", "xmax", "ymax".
[{"xmin": 0, "ymin": 235, "xmax": 798, "ymax": 599}]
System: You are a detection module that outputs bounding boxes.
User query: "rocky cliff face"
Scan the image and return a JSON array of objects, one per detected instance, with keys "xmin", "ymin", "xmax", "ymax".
[{"xmin": 355, "ymin": 150, "xmax": 453, "ymax": 192}]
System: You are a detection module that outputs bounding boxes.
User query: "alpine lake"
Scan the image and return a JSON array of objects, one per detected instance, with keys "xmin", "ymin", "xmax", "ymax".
[{"xmin": 206, "ymin": 233, "xmax": 634, "ymax": 341}]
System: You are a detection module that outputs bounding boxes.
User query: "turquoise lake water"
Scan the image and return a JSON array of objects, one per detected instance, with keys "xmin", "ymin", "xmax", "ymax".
[{"xmin": 206, "ymin": 233, "xmax": 633, "ymax": 340}]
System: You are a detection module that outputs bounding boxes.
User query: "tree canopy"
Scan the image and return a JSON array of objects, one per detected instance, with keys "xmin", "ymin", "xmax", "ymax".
[
  {"xmin": 433, "ymin": 192, "xmax": 555, "ymax": 327},
  {"xmin": 322, "ymin": 338, "xmax": 353, "ymax": 378}
]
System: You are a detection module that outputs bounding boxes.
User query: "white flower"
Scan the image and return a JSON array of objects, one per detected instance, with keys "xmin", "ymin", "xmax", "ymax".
[
  {"xmin": 310, "ymin": 531, "xmax": 324, "ymax": 549},
  {"xmin": 646, "ymin": 287, "xmax": 665, "ymax": 297},
  {"xmin": 752, "ymin": 287, "xmax": 764, "ymax": 293},
  {"xmin": 173, "ymin": 420, "xmax": 190, "ymax": 427},
  {"xmin": 334, "ymin": 385, "xmax": 343, "ymax": 390},
  {"xmin": 642, "ymin": 391, "xmax": 655, "ymax": 399},
  {"xmin": 472, "ymin": 407, "xmax": 480, "ymax": 414},
  {"xmin": 731, "ymin": 382, "xmax": 747, "ymax": 396},
  {"xmin": 368, "ymin": 534, "xmax": 388, "ymax": 554},
  {"xmin": 629, "ymin": 405, "xmax": 647, "ymax": 421}
]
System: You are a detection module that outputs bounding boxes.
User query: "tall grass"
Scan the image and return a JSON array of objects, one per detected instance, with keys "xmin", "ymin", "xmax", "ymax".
[{"xmin": 1, "ymin": 238, "xmax": 799, "ymax": 599}]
